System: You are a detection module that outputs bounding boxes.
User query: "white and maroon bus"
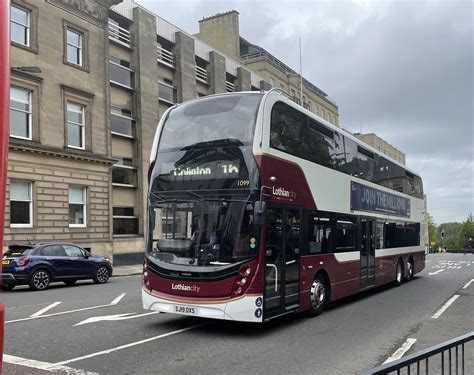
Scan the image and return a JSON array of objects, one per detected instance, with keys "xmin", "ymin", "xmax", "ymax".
[{"xmin": 142, "ymin": 90, "xmax": 425, "ymax": 322}]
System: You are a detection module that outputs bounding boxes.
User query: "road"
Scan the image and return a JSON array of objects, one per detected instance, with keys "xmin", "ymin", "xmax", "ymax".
[{"xmin": 2, "ymin": 253, "xmax": 473, "ymax": 374}]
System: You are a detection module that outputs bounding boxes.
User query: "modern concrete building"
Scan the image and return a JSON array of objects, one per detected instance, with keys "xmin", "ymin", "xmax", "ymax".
[
  {"xmin": 195, "ymin": 10, "xmax": 340, "ymax": 127},
  {"xmin": 354, "ymin": 132, "xmax": 406, "ymax": 166}
]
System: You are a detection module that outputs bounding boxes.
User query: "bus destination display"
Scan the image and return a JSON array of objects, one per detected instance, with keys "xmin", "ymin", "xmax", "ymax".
[{"xmin": 163, "ymin": 160, "xmax": 241, "ymax": 180}]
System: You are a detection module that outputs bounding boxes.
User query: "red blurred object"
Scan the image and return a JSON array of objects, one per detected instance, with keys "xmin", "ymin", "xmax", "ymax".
[
  {"xmin": 0, "ymin": 0, "xmax": 11, "ymax": 370},
  {"xmin": 15, "ymin": 257, "xmax": 30, "ymax": 267}
]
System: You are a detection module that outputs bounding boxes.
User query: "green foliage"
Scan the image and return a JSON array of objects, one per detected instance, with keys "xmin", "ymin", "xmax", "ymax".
[
  {"xmin": 438, "ymin": 222, "xmax": 462, "ymax": 249},
  {"xmin": 456, "ymin": 213, "xmax": 474, "ymax": 249},
  {"xmin": 428, "ymin": 214, "xmax": 439, "ymax": 248}
]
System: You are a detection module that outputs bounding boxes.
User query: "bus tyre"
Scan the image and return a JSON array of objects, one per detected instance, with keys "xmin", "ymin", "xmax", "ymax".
[
  {"xmin": 307, "ymin": 276, "xmax": 327, "ymax": 317},
  {"xmin": 406, "ymin": 259, "xmax": 414, "ymax": 281},
  {"xmin": 395, "ymin": 260, "xmax": 404, "ymax": 287}
]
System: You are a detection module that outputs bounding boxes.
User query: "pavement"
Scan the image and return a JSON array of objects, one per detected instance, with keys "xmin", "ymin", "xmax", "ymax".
[
  {"xmin": 1, "ymin": 253, "xmax": 473, "ymax": 374},
  {"xmin": 111, "ymin": 264, "xmax": 142, "ymax": 277}
]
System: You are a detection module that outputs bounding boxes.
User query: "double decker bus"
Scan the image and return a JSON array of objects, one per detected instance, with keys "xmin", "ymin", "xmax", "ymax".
[{"xmin": 142, "ymin": 89, "xmax": 425, "ymax": 322}]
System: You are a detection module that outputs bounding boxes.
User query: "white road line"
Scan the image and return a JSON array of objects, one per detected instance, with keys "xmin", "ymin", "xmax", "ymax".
[
  {"xmin": 428, "ymin": 269, "xmax": 445, "ymax": 275},
  {"xmin": 30, "ymin": 302, "xmax": 62, "ymax": 317},
  {"xmin": 3, "ymin": 354, "xmax": 98, "ymax": 374},
  {"xmin": 111, "ymin": 293, "xmax": 126, "ymax": 305},
  {"xmin": 50, "ymin": 323, "xmax": 206, "ymax": 367},
  {"xmin": 6, "ymin": 302, "xmax": 50, "ymax": 310},
  {"xmin": 431, "ymin": 295, "xmax": 460, "ymax": 319},
  {"xmin": 6, "ymin": 293, "xmax": 128, "ymax": 324},
  {"xmin": 383, "ymin": 338, "xmax": 417, "ymax": 364},
  {"xmin": 462, "ymin": 279, "xmax": 474, "ymax": 289},
  {"xmin": 74, "ymin": 311, "xmax": 159, "ymax": 326}
]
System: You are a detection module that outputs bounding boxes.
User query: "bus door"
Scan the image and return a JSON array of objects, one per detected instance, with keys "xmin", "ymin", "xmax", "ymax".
[
  {"xmin": 360, "ymin": 218, "xmax": 375, "ymax": 288},
  {"xmin": 264, "ymin": 207, "xmax": 301, "ymax": 319}
]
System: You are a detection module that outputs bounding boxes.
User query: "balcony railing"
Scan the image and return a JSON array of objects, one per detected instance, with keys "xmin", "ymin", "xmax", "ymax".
[
  {"xmin": 195, "ymin": 65, "xmax": 208, "ymax": 84},
  {"xmin": 157, "ymin": 45, "xmax": 174, "ymax": 67},
  {"xmin": 225, "ymin": 81, "xmax": 235, "ymax": 92},
  {"xmin": 108, "ymin": 21, "xmax": 130, "ymax": 47},
  {"xmin": 241, "ymin": 51, "xmax": 337, "ymax": 106}
]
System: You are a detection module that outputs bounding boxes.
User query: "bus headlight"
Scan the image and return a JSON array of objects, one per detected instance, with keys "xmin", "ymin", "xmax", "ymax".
[{"xmin": 238, "ymin": 277, "xmax": 247, "ymax": 285}]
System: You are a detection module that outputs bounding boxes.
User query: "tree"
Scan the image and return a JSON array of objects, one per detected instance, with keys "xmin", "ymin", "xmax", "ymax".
[
  {"xmin": 428, "ymin": 214, "xmax": 439, "ymax": 250},
  {"xmin": 438, "ymin": 222, "xmax": 461, "ymax": 250},
  {"xmin": 457, "ymin": 213, "xmax": 474, "ymax": 249}
]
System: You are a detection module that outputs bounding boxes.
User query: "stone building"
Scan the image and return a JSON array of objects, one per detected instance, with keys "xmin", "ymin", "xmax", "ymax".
[
  {"xmin": 354, "ymin": 132, "xmax": 406, "ymax": 166},
  {"xmin": 6, "ymin": 0, "xmax": 118, "ymax": 259},
  {"xmin": 195, "ymin": 10, "xmax": 340, "ymax": 127}
]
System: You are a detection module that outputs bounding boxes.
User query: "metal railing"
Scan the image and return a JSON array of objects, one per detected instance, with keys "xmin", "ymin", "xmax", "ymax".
[
  {"xmin": 108, "ymin": 21, "xmax": 130, "ymax": 47},
  {"xmin": 195, "ymin": 65, "xmax": 208, "ymax": 83},
  {"xmin": 157, "ymin": 45, "xmax": 174, "ymax": 67},
  {"xmin": 225, "ymin": 81, "xmax": 235, "ymax": 92},
  {"xmin": 241, "ymin": 50, "xmax": 337, "ymax": 105},
  {"xmin": 362, "ymin": 332, "xmax": 473, "ymax": 375}
]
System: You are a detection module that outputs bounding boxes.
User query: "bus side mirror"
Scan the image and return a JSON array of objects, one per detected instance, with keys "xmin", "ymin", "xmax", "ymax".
[{"xmin": 254, "ymin": 201, "xmax": 266, "ymax": 225}]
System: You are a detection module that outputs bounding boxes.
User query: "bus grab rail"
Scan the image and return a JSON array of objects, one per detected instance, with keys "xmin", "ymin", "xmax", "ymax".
[{"xmin": 361, "ymin": 331, "xmax": 473, "ymax": 374}]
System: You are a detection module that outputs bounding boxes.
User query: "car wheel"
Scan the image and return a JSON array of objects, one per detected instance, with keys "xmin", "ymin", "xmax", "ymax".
[
  {"xmin": 93, "ymin": 266, "xmax": 110, "ymax": 284},
  {"xmin": 29, "ymin": 270, "xmax": 50, "ymax": 291},
  {"xmin": 307, "ymin": 276, "xmax": 328, "ymax": 317},
  {"xmin": 63, "ymin": 279, "xmax": 77, "ymax": 286},
  {"xmin": 395, "ymin": 260, "xmax": 404, "ymax": 287},
  {"xmin": 1, "ymin": 282, "xmax": 15, "ymax": 291}
]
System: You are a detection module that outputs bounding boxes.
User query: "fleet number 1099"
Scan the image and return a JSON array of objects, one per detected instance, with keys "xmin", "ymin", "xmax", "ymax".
[{"xmin": 175, "ymin": 306, "xmax": 195, "ymax": 314}]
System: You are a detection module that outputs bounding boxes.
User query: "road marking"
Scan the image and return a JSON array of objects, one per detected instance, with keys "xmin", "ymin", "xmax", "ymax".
[
  {"xmin": 74, "ymin": 311, "xmax": 159, "ymax": 326},
  {"xmin": 431, "ymin": 295, "xmax": 460, "ymax": 319},
  {"xmin": 428, "ymin": 269, "xmax": 445, "ymax": 275},
  {"xmin": 462, "ymin": 279, "xmax": 474, "ymax": 289},
  {"xmin": 111, "ymin": 293, "xmax": 126, "ymax": 305},
  {"xmin": 30, "ymin": 302, "xmax": 62, "ymax": 317},
  {"xmin": 6, "ymin": 293, "xmax": 127, "ymax": 324},
  {"xmin": 50, "ymin": 323, "xmax": 206, "ymax": 367},
  {"xmin": 383, "ymin": 338, "xmax": 417, "ymax": 364},
  {"xmin": 6, "ymin": 302, "xmax": 50, "ymax": 310},
  {"xmin": 3, "ymin": 354, "xmax": 98, "ymax": 374}
]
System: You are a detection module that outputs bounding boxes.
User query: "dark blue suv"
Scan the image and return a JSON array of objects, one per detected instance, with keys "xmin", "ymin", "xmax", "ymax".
[{"xmin": 1, "ymin": 243, "xmax": 113, "ymax": 291}]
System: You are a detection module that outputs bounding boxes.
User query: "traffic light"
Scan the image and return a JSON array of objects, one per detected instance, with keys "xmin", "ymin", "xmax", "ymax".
[{"xmin": 441, "ymin": 231, "xmax": 445, "ymax": 240}]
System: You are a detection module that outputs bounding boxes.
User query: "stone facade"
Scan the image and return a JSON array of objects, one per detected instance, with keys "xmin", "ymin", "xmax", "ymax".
[
  {"xmin": 6, "ymin": 0, "xmax": 116, "ymax": 256},
  {"xmin": 354, "ymin": 133, "xmax": 406, "ymax": 165}
]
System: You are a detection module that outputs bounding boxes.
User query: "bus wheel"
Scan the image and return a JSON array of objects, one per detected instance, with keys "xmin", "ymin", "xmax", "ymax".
[
  {"xmin": 406, "ymin": 259, "xmax": 414, "ymax": 281},
  {"xmin": 395, "ymin": 260, "xmax": 404, "ymax": 287},
  {"xmin": 307, "ymin": 276, "xmax": 327, "ymax": 317}
]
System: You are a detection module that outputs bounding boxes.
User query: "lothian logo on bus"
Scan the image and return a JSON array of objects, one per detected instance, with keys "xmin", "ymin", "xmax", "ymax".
[
  {"xmin": 272, "ymin": 186, "xmax": 296, "ymax": 200},
  {"xmin": 171, "ymin": 283, "xmax": 200, "ymax": 293}
]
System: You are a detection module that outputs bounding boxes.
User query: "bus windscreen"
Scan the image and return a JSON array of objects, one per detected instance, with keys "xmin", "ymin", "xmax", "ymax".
[{"xmin": 157, "ymin": 93, "xmax": 263, "ymax": 152}]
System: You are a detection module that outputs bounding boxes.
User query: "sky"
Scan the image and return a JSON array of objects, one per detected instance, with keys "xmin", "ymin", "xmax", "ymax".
[{"xmin": 139, "ymin": 0, "xmax": 473, "ymax": 224}]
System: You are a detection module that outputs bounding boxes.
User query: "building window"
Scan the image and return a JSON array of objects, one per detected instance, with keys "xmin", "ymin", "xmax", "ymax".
[
  {"xmin": 109, "ymin": 56, "xmax": 134, "ymax": 89},
  {"xmin": 111, "ymin": 106, "xmax": 135, "ymax": 138},
  {"xmin": 11, "ymin": 5, "xmax": 30, "ymax": 46},
  {"xmin": 10, "ymin": 180, "xmax": 32, "ymax": 227},
  {"xmin": 112, "ymin": 159, "xmax": 137, "ymax": 187},
  {"xmin": 158, "ymin": 78, "xmax": 176, "ymax": 104},
  {"xmin": 69, "ymin": 186, "xmax": 86, "ymax": 227},
  {"xmin": 67, "ymin": 102, "xmax": 85, "ymax": 149},
  {"xmin": 66, "ymin": 28, "xmax": 82, "ymax": 66},
  {"xmin": 10, "ymin": 86, "xmax": 31, "ymax": 140},
  {"xmin": 113, "ymin": 207, "xmax": 138, "ymax": 235}
]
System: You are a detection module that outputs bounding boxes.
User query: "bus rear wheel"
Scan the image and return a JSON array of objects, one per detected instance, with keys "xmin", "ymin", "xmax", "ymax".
[
  {"xmin": 307, "ymin": 276, "xmax": 327, "ymax": 317},
  {"xmin": 395, "ymin": 260, "xmax": 404, "ymax": 287},
  {"xmin": 406, "ymin": 259, "xmax": 414, "ymax": 281}
]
